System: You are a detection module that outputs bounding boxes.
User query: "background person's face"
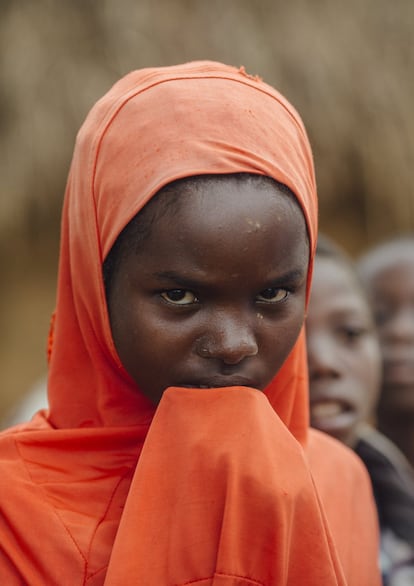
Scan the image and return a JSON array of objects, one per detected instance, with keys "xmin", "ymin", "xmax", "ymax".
[
  {"xmin": 366, "ymin": 251, "xmax": 414, "ymax": 415},
  {"xmin": 306, "ymin": 257, "xmax": 382, "ymax": 447},
  {"xmin": 107, "ymin": 177, "xmax": 309, "ymax": 405}
]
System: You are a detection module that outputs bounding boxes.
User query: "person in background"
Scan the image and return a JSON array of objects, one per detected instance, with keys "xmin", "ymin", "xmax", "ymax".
[
  {"xmin": 0, "ymin": 61, "xmax": 380, "ymax": 584},
  {"xmin": 357, "ymin": 236, "xmax": 414, "ymax": 470},
  {"xmin": 306, "ymin": 233, "xmax": 414, "ymax": 585}
]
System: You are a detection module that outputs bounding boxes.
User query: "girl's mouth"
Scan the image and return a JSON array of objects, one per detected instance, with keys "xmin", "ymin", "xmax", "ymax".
[
  {"xmin": 180, "ymin": 384, "xmax": 213, "ymax": 389},
  {"xmin": 178, "ymin": 377, "xmax": 257, "ymax": 390}
]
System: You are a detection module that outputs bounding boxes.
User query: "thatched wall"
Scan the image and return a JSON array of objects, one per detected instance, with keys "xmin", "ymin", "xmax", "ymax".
[{"xmin": 1, "ymin": 0, "xmax": 414, "ymax": 416}]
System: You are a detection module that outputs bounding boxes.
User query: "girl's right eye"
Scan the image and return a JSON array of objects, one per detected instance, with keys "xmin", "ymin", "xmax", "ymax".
[
  {"xmin": 256, "ymin": 287, "xmax": 289, "ymax": 303},
  {"xmin": 160, "ymin": 289, "xmax": 198, "ymax": 305}
]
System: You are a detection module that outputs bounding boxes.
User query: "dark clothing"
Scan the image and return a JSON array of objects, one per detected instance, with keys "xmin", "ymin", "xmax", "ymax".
[{"xmin": 356, "ymin": 425, "xmax": 414, "ymax": 585}]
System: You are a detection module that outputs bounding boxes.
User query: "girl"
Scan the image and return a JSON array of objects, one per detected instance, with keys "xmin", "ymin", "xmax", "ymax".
[{"xmin": 0, "ymin": 61, "xmax": 380, "ymax": 585}]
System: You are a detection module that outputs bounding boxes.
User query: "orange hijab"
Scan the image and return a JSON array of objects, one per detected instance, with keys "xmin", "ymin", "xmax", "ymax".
[{"xmin": 0, "ymin": 62, "xmax": 379, "ymax": 585}]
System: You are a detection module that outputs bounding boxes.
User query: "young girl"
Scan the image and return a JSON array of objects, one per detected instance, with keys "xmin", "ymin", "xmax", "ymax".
[
  {"xmin": 0, "ymin": 61, "xmax": 380, "ymax": 585},
  {"xmin": 307, "ymin": 234, "xmax": 414, "ymax": 585}
]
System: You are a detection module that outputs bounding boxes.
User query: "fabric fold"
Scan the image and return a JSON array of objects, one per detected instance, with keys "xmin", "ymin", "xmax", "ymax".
[{"xmin": 105, "ymin": 387, "xmax": 346, "ymax": 585}]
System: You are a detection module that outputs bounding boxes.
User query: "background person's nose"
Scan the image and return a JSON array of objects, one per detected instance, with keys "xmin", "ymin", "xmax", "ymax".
[{"xmin": 307, "ymin": 334, "xmax": 341, "ymax": 380}]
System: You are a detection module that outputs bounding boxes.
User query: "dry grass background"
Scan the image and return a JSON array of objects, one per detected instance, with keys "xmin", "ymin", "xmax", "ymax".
[{"xmin": 1, "ymin": 0, "xmax": 414, "ymax": 417}]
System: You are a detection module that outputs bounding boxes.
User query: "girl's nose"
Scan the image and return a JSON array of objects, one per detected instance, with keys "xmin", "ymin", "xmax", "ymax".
[{"xmin": 196, "ymin": 314, "xmax": 258, "ymax": 365}]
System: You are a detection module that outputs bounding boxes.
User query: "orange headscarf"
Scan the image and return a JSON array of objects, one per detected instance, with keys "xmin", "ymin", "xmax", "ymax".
[{"xmin": 0, "ymin": 62, "xmax": 380, "ymax": 585}]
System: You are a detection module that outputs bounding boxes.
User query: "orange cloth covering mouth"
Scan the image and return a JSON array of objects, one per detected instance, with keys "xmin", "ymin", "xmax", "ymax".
[
  {"xmin": 0, "ymin": 61, "xmax": 380, "ymax": 585},
  {"xmin": 106, "ymin": 386, "xmax": 347, "ymax": 585}
]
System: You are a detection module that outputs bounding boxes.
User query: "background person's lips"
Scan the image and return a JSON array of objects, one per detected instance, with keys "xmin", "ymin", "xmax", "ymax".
[{"xmin": 310, "ymin": 397, "xmax": 357, "ymax": 438}]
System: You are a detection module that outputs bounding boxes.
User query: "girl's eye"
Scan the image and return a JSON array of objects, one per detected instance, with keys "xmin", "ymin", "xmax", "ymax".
[
  {"xmin": 256, "ymin": 287, "xmax": 289, "ymax": 303},
  {"xmin": 160, "ymin": 289, "xmax": 198, "ymax": 305}
]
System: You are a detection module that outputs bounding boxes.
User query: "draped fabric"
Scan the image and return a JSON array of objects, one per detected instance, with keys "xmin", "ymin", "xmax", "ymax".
[{"xmin": 0, "ymin": 61, "xmax": 380, "ymax": 584}]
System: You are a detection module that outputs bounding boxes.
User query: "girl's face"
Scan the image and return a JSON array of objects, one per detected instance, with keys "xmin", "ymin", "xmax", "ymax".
[
  {"xmin": 306, "ymin": 256, "xmax": 382, "ymax": 447},
  {"xmin": 107, "ymin": 176, "xmax": 309, "ymax": 405}
]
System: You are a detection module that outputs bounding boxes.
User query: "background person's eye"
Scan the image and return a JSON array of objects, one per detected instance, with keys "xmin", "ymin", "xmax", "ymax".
[
  {"xmin": 373, "ymin": 306, "xmax": 391, "ymax": 326},
  {"xmin": 256, "ymin": 287, "xmax": 289, "ymax": 303},
  {"xmin": 340, "ymin": 325, "xmax": 366, "ymax": 343},
  {"xmin": 160, "ymin": 289, "xmax": 198, "ymax": 305}
]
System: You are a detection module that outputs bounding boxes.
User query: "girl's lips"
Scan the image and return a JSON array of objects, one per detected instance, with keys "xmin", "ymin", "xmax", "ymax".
[
  {"xmin": 180, "ymin": 385, "xmax": 213, "ymax": 389},
  {"xmin": 179, "ymin": 378, "xmax": 257, "ymax": 390}
]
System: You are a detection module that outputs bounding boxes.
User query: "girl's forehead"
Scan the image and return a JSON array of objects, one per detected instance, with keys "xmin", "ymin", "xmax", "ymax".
[
  {"xmin": 164, "ymin": 174, "xmax": 300, "ymax": 213},
  {"xmin": 125, "ymin": 178, "xmax": 306, "ymax": 267},
  {"xmin": 145, "ymin": 175, "xmax": 307, "ymax": 243}
]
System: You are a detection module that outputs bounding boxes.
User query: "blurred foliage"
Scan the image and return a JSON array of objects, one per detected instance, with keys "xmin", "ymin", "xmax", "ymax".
[{"xmin": 1, "ymin": 0, "xmax": 414, "ymax": 414}]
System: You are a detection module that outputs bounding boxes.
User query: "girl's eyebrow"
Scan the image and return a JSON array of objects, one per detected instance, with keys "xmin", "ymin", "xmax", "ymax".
[
  {"xmin": 152, "ymin": 268, "xmax": 307, "ymax": 287},
  {"xmin": 273, "ymin": 268, "xmax": 307, "ymax": 283},
  {"xmin": 152, "ymin": 271, "xmax": 203, "ymax": 289}
]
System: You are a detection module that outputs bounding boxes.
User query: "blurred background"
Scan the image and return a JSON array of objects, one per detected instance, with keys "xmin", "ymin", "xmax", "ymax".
[{"xmin": 1, "ymin": 0, "xmax": 414, "ymax": 420}]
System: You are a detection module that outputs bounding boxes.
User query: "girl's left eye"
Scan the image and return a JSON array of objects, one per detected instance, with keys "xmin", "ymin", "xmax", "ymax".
[
  {"xmin": 256, "ymin": 288, "xmax": 289, "ymax": 303},
  {"xmin": 160, "ymin": 289, "xmax": 198, "ymax": 305}
]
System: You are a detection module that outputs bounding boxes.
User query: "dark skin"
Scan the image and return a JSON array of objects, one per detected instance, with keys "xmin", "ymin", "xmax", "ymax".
[
  {"xmin": 359, "ymin": 241, "xmax": 414, "ymax": 466},
  {"xmin": 106, "ymin": 175, "xmax": 309, "ymax": 405},
  {"xmin": 306, "ymin": 256, "xmax": 381, "ymax": 447}
]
